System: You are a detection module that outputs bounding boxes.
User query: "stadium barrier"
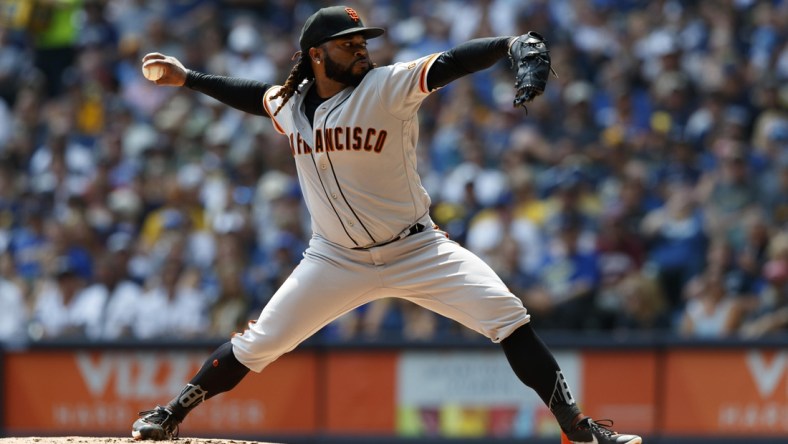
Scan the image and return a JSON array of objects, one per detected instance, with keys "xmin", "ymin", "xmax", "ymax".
[{"xmin": 1, "ymin": 333, "xmax": 786, "ymax": 444}]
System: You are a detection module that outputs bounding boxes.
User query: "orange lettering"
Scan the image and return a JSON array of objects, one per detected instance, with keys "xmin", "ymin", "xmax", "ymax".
[
  {"xmin": 335, "ymin": 127, "xmax": 344, "ymax": 150},
  {"xmin": 325, "ymin": 128, "xmax": 335, "ymax": 151},
  {"xmin": 363, "ymin": 128, "xmax": 376, "ymax": 151},
  {"xmin": 374, "ymin": 130, "xmax": 387, "ymax": 153},
  {"xmin": 314, "ymin": 129, "xmax": 324, "ymax": 153},
  {"xmin": 352, "ymin": 127, "xmax": 363, "ymax": 150}
]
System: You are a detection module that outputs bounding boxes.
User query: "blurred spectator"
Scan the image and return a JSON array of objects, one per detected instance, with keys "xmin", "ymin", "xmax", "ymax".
[
  {"xmin": 29, "ymin": 0, "xmax": 82, "ymax": 97},
  {"xmin": 8, "ymin": 200, "xmax": 48, "ymax": 282},
  {"xmin": 441, "ymin": 138, "xmax": 508, "ymax": 216},
  {"xmin": 597, "ymin": 208, "xmax": 646, "ymax": 274},
  {"xmin": 654, "ymin": 139, "xmax": 702, "ymax": 189},
  {"xmin": 105, "ymin": 0, "xmax": 159, "ymax": 42},
  {"xmin": 465, "ymin": 200, "xmax": 544, "ymax": 278},
  {"xmin": 747, "ymin": 2, "xmax": 783, "ymax": 79},
  {"xmin": 527, "ymin": 210, "xmax": 601, "ymax": 330},
  {"xmin": 139, "ymin": 178, "xmax": 211, "ymax": 269},
  {"xmin": 678, "ymin": 268, "xmax": 745, "ymax": 338},
  {"xmin": 685, "ymin": 91, "xmax": 727, "ymax": 150},
  {"xmin": 0, "ymin": 252, "xmax": 28, "ymax": 343},
  {"xmin": 29, "ymin": 124, "xmax": 95, "ymax": 199},
  {"xmin": 100, "ymin": 240, "xmax": 145, "ymax": 340},
  {"xmin": 489, "ymin": 231, "xmax": 540, "ymax": 301},
  {"xmin": 696, "ymin": 139, "xmax": 760, "ymax": 239},
  {"xmin": 740, "ymin": 231, "xmax": 788, "ymax": 338},
  {"xmin": 28, "ymin": 255, "xmax": 97, "ymax": 340},
  {"xmin": 640, "ymin": 182, "xmax": 708, "ymax": 312},
  {"xmin": 612, "ymin": 272, "xmax": 670, "ymax": 331},
  {"xmin": 508, "ymin": 165, "xmax": 550, "ymax": 227},
  {"xmin": 542, "ymin": 167, "xmax": 601, "ymax": 249},
  {"xmin": 40, "ymin": 218, "xmax": 94, "ymax": 281},
  {"xmin": 765, "ymin": 163, "xmax": 788, "ymax": 227},
  {"xmin": 727, "ymin": 210, "xmax": 771, "ymax": 302},
  {"xmin": 78, "ymin": 0, "xmax": 119, "ymax": 56},
  {"xmin": 444, "ymin": 0, "xmax": 520, "ymax": 44},
  {"xmin": 594, "ymin": 208, "xmax": 647, "ymax": 328},
  {"xmin": 131, "ymin": 259, "xmax": 209, "ymax": 340},
  {"xmin": 207, "ymin": 232, "xmax": 252, "ymax": 337},
  {"xmin": 359, "ymin": 299, "xmax": 439, "ymax": 341},
  {"xmin": 252, "ymin": 170, "xmax": 305, "ymax": 255},
  {"xmin": 0, "ymin": 26, "xmax": 34, "ymax": 107},
  {"xmin": 561, "ymin": 81, "xmax": 601, "ymax": 146},
  {"xmin": 245, "ymin": 230, "xmax": 304, "ymax": 311},
  {"xmin": 209, "ymin": 261, "xmax": 250, "ymax": 338},
  {"xmin": 0, "ymin": 166, "xmax": 17, "ymax": 251},
  {"xmin": 224, "ymin": 19, "xmax": 276, "ymax": 83}
]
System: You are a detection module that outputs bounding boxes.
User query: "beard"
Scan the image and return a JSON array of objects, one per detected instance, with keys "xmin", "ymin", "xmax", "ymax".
[{"xmin": 323, "ymin": 54, "xmax": 371, "ymax": 87}]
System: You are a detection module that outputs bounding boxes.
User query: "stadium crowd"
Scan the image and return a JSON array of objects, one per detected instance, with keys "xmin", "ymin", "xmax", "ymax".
[{"xmin": 0, "ymin": 0, "xmax": 786, "ymax": 344}]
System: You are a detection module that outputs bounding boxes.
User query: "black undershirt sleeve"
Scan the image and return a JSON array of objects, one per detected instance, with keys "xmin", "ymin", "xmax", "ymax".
[
  {"xmin": 182, "ymin": 38, "xmax": 510, "ymax": 115},
  {"xmin": 426, "ymin": 36, "xmax": 512, "ymax": 91},
  {"xmin": 184, "ymin": 71, "xmax": 273, "ymax": 117}
]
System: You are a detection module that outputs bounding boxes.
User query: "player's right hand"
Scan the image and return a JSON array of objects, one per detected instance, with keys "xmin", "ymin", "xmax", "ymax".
[{"xmin": 141, "ymin": 53, "xmax": 188, "ymax": 86}]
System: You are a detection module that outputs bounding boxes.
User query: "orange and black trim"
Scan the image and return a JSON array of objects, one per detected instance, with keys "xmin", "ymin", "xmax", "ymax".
[
  {"xmin": 418, "ymin": 53, "xmax": 441, "ymax": 94},
  {"xmin": 263, "ymin": 86, "xmax": 286, "ymax": 134}
]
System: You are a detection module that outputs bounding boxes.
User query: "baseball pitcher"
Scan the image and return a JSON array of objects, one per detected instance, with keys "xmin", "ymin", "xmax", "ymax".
[{"xmin": 133, "ymin": 6, "xmax": 641, "ymax": 444}]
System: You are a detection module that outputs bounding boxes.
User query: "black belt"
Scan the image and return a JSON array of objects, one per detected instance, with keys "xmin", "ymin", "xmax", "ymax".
[{"xmin": 355, "ymin": 223, "xmax": 426, "ymax": 249}]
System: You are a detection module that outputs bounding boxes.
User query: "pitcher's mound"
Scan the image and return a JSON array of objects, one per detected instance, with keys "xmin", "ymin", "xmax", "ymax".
[{"xmin": 0, "ymin": 438, "xmax": 280, "ymax": 444}]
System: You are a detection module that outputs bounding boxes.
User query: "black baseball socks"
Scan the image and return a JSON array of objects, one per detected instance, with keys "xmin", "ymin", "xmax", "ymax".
[
  {"xmin": 165, "ymin": 341, "xmax": 250, "ymax": 422},
  {"xmin": 164, "ymin": 326, "xmax": 581, "ymax": 431},
  {"xmin": 500, "ymin": 323, "xmax": 583, "ymax": 432}
]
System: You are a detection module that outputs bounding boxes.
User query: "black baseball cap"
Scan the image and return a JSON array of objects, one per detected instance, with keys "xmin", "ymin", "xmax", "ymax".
[{"xmin": 299, "ymin": 6, "xmax": 384, "ymax": 53}]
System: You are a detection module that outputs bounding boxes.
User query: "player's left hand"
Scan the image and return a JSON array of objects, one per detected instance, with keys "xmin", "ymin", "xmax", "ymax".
[{"xmin": 508, "ymin": 31, "xmax": 557, "ymax": 111}]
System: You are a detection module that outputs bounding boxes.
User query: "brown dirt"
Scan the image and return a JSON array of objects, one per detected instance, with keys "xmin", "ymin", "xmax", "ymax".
[{"xmin": 0, "ymin": 439, "xmax": 279, "ymax": 444}]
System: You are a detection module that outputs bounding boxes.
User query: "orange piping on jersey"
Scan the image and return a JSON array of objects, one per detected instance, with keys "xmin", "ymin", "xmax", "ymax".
[
  {"xmin": 263, "ymin": 86, "xmax": 286, "ymax": 134},
  {"xmin": 419, "ymin": 53, "xmax": 441, "ymax": 94}
]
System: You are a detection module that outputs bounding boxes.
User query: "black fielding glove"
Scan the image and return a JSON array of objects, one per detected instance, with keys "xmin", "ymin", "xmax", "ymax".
[{"xmin": 509, "ymin": 31, "xmax": 556, "ymax": 111}]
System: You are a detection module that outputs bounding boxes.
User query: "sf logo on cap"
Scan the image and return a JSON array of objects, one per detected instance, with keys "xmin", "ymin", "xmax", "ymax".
[{"xmin": 344, "ymin": 7, "xmax": 360, "ymax": 22}]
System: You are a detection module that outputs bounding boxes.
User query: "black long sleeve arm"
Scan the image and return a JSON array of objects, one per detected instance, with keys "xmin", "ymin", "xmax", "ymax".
[
  {"xmin": 426, "ymin": 37, "xmax": 512, "ymax": 91},
  {"xmin": 184, "ymin": 71, "xmax": 273, "ymax": 117},
  {"xmin": 182, "ymin": 37, "xmax": 511, "ymax": 115}
]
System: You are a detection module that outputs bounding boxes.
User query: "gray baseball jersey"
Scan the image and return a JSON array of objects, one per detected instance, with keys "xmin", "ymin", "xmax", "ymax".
[
  {"xmin": 262, "ymin": 54, "xmax": 441, "ymax": 249},
  {"xmin": 231, "ymin": 54, "xmax": 530, "ymax": 373}
]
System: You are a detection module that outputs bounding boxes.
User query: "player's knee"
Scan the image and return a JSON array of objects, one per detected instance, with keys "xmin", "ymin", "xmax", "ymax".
[
  {"xmin": 487, "ymin": 313, "xmax": 531, "ymax": 343},
  {"xmin": 229, "ymin": 327, "xmax": 295, "ymax": 371}
]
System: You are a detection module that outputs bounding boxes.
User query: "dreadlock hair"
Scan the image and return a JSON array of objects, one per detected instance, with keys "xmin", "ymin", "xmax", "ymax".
[{"xmin": 271, "ymin": 54, "xmax": 315, "ymax": 116}]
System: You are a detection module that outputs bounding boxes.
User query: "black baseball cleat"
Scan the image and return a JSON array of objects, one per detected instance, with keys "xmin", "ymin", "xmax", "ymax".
[
  {"xmin": 131, "ymin": 405, "xmax": 180, "ymax": 440},
  {"xmin": 564, "ymin": 417, "xmax": 642, "ymax": 444}
]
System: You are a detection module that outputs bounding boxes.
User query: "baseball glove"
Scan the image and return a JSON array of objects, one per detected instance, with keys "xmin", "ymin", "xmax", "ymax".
[{"xmin": 509, "ymin": 31, "xmax": 556, "ymax": 111}]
